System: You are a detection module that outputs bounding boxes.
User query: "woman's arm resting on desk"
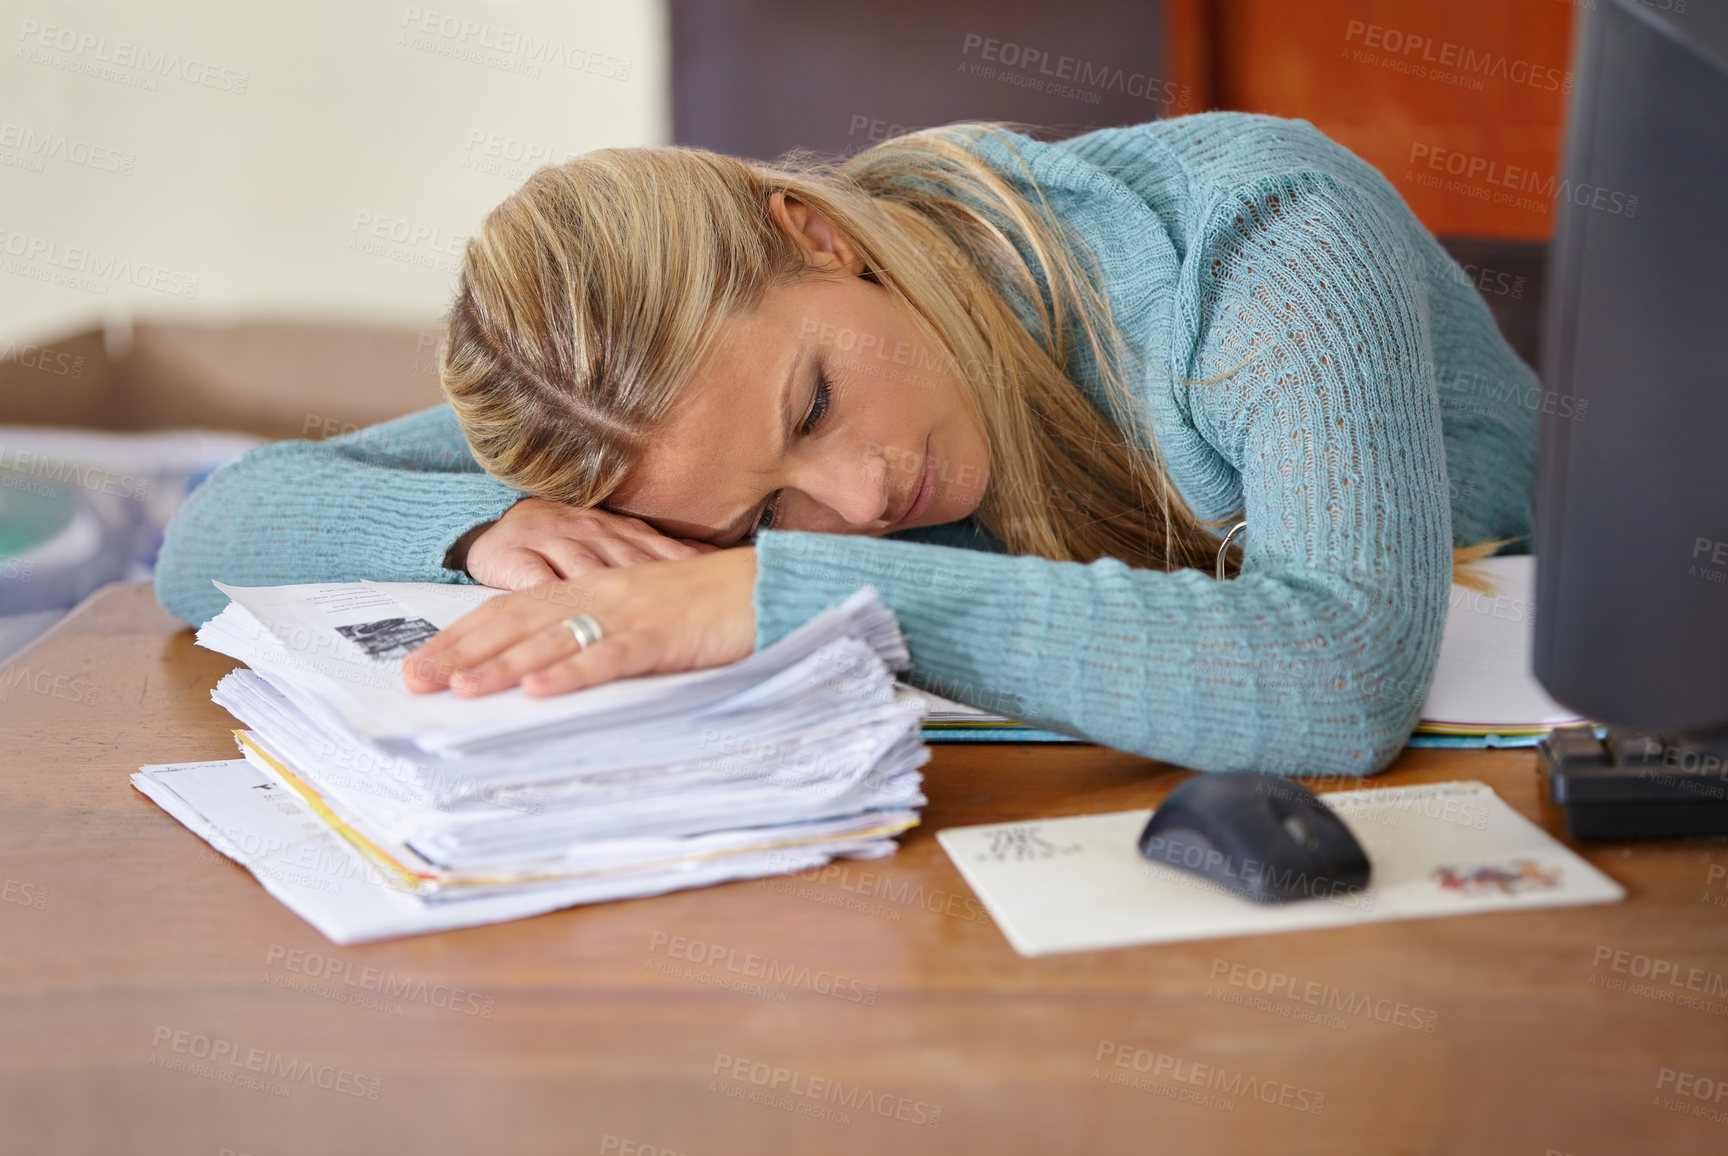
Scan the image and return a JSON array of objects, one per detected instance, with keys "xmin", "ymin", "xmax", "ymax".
[
  {"xmin": 749, "ymin": 171, "xmax": 1454, "ymax": 778},
  {"xmin": 460, "ymin": 499, "xmax": 717, "ymax": 589},
  {"xmin": 152, "ymin": 405, "xmax": 711, "ymax": 626},
  {"xmin": 153, "ymin": 406, "xmax": 523, "ymax": 626},
  {"xmin": 388, "ymin": 170, "xmax": 1455, "ymax": 778}
]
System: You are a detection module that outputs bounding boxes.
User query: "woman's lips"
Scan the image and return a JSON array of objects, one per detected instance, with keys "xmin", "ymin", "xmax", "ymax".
[{"xmin": 894, "ymin": 438, "xmax": 937, "ymax": 527}]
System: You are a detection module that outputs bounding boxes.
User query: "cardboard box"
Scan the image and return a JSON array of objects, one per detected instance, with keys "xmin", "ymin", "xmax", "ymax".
[{"xmin": 0, "ymin": 319, "xmax": 447, "ymax": 438}]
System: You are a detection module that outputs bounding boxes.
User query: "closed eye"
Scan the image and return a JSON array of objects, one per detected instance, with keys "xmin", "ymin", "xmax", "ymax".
[{"xmin": 745, "ymin": 366, "xmax": 834, "ymax": 541}]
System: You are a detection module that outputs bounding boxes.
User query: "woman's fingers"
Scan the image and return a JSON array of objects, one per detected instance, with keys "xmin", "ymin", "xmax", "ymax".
[
  {"xmin": 483, "ymin": 546, "xmax": 561, "ymax": 591},
  {"xmin": 419, "ymin": 603, "xmax": 555, "ymax": 678},
  {"xmin": 539, "ymin": 539, "xmax": 616, "ymax": 580},
  {"xmin": 428, "ymin": 593, "xmax": 651, "ymax": 698},
  {"xmin": 522, "ymin": 628, "xmax": 658, "ymax": 696},
  {"xmin": 449, "ymin": 619, "xmax": 587, "ymax": 697},
  {"xmin": 544, "ymin": 507, "xmax": 683, "ymax": 560},
  {"xmin": 405, "ymin": 569, "xmax": 620, "ymax": 694},
  {"xmin": 401, "ymin": 593, "xmax": 525, "ymax": 691},
  {"xmin": 607, "ymin": 521, "xmax": 703, "ymax": 563},
  {"xmin": 466, "ymin": 500, "xmax": 705, "ymax": 586},
  {"xmin": 578, "ymin": 536, "xmax": 661, "ymax": 569}
]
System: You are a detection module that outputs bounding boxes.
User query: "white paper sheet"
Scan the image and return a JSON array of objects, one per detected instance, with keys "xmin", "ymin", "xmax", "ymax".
[
  {"xmin": 202, "ymin": 581, "xmax": 911, "ymax": 753},
  {"xmin": 1425, "ymin": 555, "xmax": 1583, "ymax": 728},
  {"xmin": 134, "ymin": 759, "xmax": 908, "ymax": 944},
  {"xmin": 935, "ymin": 781, "xmax": 1624, "ymax": 956}
]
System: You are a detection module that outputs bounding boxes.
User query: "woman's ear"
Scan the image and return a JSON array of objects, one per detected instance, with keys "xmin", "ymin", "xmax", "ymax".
[{"xmin": 768, "ymin": 191, "xmax": 867, "ymax": 277}]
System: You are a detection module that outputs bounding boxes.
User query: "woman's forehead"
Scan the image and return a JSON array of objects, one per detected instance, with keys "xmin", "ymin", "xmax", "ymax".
[{"xmin": 607, "ymin": 313, "xmax": 801, "ymax": 535}]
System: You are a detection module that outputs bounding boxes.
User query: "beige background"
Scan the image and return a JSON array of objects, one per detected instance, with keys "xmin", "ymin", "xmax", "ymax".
[{"xmin": 0, "ymin": 0, "xmax": 669, "ymax": 348}]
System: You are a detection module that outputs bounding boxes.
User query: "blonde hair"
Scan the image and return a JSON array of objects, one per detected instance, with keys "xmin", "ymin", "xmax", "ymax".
[{"xmin": 441, "ymin": 124, "xmax": 1506, "ymax": 588}]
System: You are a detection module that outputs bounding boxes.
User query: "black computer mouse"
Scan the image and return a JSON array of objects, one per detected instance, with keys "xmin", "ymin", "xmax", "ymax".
[{"xmin": 1137, "ymin": 772, "xmax": 1371, "ymax": 904}]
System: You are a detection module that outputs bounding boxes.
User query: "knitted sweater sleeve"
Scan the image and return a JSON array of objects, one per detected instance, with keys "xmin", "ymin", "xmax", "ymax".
[
  {"xmin": 751, "ymin": 171, "xmax": 1453, "ymax": 777},
  {"xmin": 153, "ymin": 404, "xmax": 526, "ymax": 626}
]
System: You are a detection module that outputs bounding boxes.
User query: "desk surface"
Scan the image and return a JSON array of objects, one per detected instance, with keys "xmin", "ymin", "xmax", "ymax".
[{"xmin": 3, "ymin": 582, "xmax": 1726, "ymax": 1156}]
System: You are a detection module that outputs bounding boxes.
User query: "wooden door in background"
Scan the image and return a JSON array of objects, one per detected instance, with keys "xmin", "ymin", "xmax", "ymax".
[
  {"xmin": 672, "ymin": 0, "xmax": 1181, "ymax": 161},
  {"xmin": 1171, "ymin": 0, "xmax": 1578, "ymax": 239}
]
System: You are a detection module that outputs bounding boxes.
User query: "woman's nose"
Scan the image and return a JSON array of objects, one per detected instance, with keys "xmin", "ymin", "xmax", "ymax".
[{"xmin": 784, "ymin": 451, "xmax": 892, "ymax": 530}]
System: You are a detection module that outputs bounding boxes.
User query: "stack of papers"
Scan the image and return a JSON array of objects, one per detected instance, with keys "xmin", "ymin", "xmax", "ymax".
[
  {"xmin": 1413, "ymin": 554, "xmax": 1586, "ymax": 742},
  {"xmin": 132, "ymin": 581, "xmax": 928, "ymax": 943},
  {"xmin": 895, "ymin": 684, "xmax": 1074, "ymax": 743}
]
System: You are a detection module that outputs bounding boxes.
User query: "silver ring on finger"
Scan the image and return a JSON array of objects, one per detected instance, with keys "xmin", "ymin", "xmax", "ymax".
[{"xmin": 560, "ymin": 614, "xmax": 604, "ymax": 652}]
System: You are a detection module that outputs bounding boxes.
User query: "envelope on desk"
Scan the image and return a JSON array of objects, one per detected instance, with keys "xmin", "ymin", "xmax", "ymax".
[{"xmin": 936, "ymin": 781, "xmax": 1624, "ymax": 957}]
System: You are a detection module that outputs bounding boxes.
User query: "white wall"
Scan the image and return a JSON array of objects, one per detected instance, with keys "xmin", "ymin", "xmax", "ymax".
[{"xmin": 0, "ymin": 0, "xmax": 669, "ymax": 345}]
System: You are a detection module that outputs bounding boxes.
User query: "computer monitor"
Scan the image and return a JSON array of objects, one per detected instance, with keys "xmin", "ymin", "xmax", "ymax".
[{"xmin": 1535, "ymin": 0, "xmax": 1728, "ymax": 837}]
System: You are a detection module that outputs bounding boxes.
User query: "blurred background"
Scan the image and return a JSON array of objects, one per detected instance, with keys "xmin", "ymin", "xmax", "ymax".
[{"xmin": 0, "ymin": 0, "xmax": 1577, "ymax": 655}]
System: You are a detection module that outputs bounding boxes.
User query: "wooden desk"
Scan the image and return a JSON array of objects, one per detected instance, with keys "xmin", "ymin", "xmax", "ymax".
[{"xmin": 3, "ymin": 582, "xmax": 1726, "ymax": 1156}]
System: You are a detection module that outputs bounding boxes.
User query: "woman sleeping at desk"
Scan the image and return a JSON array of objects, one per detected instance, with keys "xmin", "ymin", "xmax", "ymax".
[{"xmin": 153, "ymin": 113, "xmax": 1535, "ymax": 779}]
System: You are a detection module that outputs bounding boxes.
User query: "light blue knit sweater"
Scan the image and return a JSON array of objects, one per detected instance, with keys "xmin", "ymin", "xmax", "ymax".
[{"xmin": 154, "ymin": 113, "xmax": 1538, "ymax": 777}]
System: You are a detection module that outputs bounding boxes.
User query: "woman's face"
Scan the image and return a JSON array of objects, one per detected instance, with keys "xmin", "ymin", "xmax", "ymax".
[{"xmin": 606, "ymin": 195, "xmax": 991, "ymax": 547}]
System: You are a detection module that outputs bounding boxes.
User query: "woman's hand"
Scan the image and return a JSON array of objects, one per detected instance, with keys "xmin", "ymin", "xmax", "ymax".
[
  {"xmin": 459, "ymin": 496, "xmax": 719, "ymax": 590},
  {"xmin": 404, "ymin": 547, "xmax": 758, "ymax": 698}
]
